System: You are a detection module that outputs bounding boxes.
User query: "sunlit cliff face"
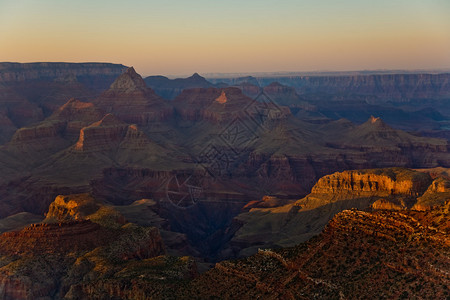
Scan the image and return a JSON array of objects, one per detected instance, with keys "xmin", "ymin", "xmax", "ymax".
[{"xmin": 215, "ymin": 91, "xmax": 228, "ymax": 104}]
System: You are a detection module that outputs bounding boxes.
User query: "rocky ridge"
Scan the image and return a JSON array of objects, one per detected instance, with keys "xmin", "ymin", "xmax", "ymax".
[{"xmin": 230, "ymin": 168, "xmax": 449, "ymax": 256}]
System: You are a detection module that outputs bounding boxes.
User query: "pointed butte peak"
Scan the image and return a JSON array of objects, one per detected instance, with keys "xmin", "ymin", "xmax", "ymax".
[
  {"xmin": 109, "ymin": 66, "xmax": 147, "ymax": 91},
  {"xmin": 188, "ymin": 72, "xmax": 207, "ymax": 81}
]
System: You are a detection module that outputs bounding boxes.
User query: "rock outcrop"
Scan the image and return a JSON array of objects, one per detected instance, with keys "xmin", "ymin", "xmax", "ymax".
[
  {"xmin": 229, "ymin": 168, "xmax": 445, "ymax": 256},
  {"xmin": 311, "ymin": 168, "xmax": 431, "ymax": 197}
]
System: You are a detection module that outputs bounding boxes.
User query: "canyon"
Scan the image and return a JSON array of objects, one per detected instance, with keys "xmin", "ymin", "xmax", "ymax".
[
  {"xmin": 0, "ymin": 63, "xmax": 449, "ymax": 298},
  {"xmin": 0, "ymin": 168, "xmax": 449, "ymax": 299}
]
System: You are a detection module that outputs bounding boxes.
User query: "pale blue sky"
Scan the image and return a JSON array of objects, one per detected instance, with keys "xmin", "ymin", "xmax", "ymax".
[{"xmin": 1, "ymin": 0, "xmax": 449, "ymax": 75}]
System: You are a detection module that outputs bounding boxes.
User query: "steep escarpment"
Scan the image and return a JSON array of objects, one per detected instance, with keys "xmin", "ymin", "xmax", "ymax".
[
  {"xmin": 230, "ymin": 168, "xmax": 446, "ymax": 256},
  {"xmin": 0, "ymin": 62, "xmax": 127, "ymax": 90}
]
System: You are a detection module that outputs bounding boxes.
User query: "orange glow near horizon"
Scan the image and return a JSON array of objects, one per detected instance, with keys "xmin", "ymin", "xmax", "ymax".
[{"xmin": 1, "ymin": 0, "xmax": 450, "ymax": 76}]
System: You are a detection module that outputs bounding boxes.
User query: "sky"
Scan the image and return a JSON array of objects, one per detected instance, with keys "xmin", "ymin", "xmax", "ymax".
[{"xmin": 1, "ymin": 0, "xmax": 450, "ymax": 76}]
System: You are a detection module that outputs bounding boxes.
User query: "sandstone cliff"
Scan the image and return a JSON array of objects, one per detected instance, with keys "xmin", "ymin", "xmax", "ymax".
[{"xmin": 230, "ymin": 168, "xmax": 445, "ymax": 256}]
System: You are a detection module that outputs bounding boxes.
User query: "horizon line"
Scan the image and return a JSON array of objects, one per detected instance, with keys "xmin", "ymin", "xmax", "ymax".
[{"xmin": 1, "ymin": 61, "xmax": 450, "ymax": 78}]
